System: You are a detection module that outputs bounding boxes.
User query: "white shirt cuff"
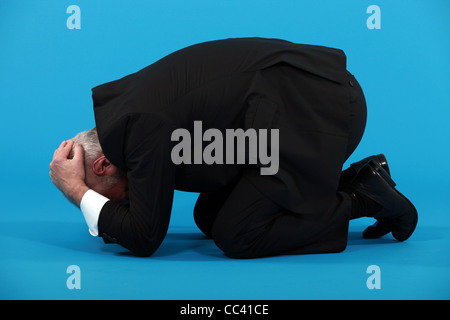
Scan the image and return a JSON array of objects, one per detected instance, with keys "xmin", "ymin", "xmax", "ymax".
[{"xmin": 80, "ymin": 189, "xmax": 110, "ymax": 237}]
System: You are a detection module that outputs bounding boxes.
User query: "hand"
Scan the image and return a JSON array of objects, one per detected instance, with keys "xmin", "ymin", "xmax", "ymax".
[{"xmin": 49, "ymin": 140, "xmax": 89, "ymax": 207}]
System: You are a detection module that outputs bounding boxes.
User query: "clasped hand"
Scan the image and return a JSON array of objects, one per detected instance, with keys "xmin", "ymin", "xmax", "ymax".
[{"xmin": 49, "ymin": 140, "xmax": 89, "ymax": 207}]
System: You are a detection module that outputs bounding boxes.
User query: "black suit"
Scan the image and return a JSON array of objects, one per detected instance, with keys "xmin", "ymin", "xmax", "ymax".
[{"xmin": 92, "ymin": 37, "xmax": 367, "ymax": 258}]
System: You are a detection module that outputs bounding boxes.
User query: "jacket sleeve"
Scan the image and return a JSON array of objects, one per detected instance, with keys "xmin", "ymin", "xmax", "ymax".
[{"xmin": 97, "ymin": 113, "xmax": 176, "ymax": 257}]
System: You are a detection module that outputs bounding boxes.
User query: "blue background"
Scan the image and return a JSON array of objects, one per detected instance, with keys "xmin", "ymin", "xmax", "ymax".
[{"xmin": 1, "ymin": 0, "xmax": 449, "ymax": 299}]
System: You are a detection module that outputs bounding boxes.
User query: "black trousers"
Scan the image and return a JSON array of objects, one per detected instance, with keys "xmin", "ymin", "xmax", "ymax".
[{"xmin": 194, "ymin": 72, "xmax": 367, "ymax": 258}]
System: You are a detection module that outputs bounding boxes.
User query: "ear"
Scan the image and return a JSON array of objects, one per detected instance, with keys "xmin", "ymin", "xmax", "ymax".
[{"xmin": 91, "ymin": 155, "xmax": 116, "ymax": 177}]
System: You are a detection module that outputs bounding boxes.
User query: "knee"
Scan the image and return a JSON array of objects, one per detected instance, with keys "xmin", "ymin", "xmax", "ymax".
[
  {"xmin": 193, "ymin": 204, "xmax": 216, "ymax": 239},
  {"xmin": 193, "ymin": 211, "xmax": 212, "ymax": 239},
  {"xmin": 211, "ymin": 225, "xmax": 256, "ymax": 259}
]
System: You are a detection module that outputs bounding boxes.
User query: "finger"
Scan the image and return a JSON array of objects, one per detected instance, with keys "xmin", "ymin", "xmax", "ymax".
[
  {"xmin": 53, "ymin": 141, "xmax": 64, "ymax": 158},
  {"xmin": 59, "ymin": 140, "xmax": 74, "ymax": 159},
  {"xmin": 57, "ymin": 140, "xmax": 68, "ymax": 151},
  {"xmin": 53, "ymin": 140, "xmax": 69, "ymax": 159},
  {"xmin": 72, "ymin": 144, "xmax": 85, "ymax": 163}
]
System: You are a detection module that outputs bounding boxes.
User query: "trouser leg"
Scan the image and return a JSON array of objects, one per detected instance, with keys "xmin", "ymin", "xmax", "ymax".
[
  {"xmin": 193, "ymin": 184, "xmax": 235, "ymax": 238},
  {"xmin": 344, "ymin": 72, "xmax": 367, "ymax": 160},
  {"xmin": 211, "ymin": 175, "xmax": 351, "ymax": 259},
  {"xmin": 339, "ymin": 72, "xmax": 368, "ymax": 189}
]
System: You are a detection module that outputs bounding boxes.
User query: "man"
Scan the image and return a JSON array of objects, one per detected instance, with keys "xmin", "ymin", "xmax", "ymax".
[{"xmin": 49, "ymin": 37, "xmax": 417, "ymax": 258}]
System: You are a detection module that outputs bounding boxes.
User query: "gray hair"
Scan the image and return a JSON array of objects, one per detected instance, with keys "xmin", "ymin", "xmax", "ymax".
[
  {"xmin": 70, "ymin": 127, "xmax": 126, "ymax": 189},
  {"xmin": 69, "ymin": 127, "xmax": 102, "ymax": 166}
]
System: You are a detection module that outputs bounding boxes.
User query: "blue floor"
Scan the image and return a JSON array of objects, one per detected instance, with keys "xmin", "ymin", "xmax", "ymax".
[{"xmin": 1, "ymin": 173, "xmax": 449, "ymax": 300}]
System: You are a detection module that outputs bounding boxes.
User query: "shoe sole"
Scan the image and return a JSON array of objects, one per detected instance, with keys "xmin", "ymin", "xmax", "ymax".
[
  {"xmin": 368, "ymin": 161, "xmax": 418, "ymax": 241},
  {"xmin": 362, "ymin": 218, "xmax": 392, "ymax": 239}
]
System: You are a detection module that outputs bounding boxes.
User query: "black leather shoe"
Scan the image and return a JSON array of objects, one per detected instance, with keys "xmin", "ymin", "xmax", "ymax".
[
  {"xmin": 339, "ymin": 154, "xmax": 390, "ymax": 191},
  {"xmin": 351, "ymin": 154, "xmax": 390, "ymax": 176},
  {"xmin": 351, "ymin": 160, "xmax": 418, "ymax": 241},
  {"xmin": 340, "ymin": 154, "xmax": 392, "ymax": 237},
  {"xmin": 354, "ymin": 155, "xmax": 392, "ymax": 238}
]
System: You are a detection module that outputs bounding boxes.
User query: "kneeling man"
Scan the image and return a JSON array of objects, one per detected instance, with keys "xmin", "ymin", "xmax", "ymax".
[{"xmin": 50, "ymin": 38, "xmax": 417, "ymax": 258}]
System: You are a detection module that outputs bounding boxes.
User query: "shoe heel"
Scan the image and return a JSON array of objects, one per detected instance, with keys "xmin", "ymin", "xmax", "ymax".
[
  {"xmin": 377, "ymin": 154, "xmax": 391, "ymax": 175},
  {"xmin": 368, "ymin": 160, "xmax": 396, "ymax": 188}
]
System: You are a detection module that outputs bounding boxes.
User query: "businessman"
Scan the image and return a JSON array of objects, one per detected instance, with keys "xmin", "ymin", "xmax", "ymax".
[{"xmin": 49, "ymin": 37, "xmax": 417, "ymax": 258}]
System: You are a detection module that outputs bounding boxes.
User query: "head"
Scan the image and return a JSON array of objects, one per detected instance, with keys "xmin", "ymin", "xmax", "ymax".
[{"xmin": 69, "ymin": 127, "xmax": 128, "ymax": 202}]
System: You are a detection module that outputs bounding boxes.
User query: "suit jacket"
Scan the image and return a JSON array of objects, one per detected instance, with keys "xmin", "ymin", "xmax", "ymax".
[{"xmin": 92, "ymin": 37, "xmax": 350, "ymax": 256}]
